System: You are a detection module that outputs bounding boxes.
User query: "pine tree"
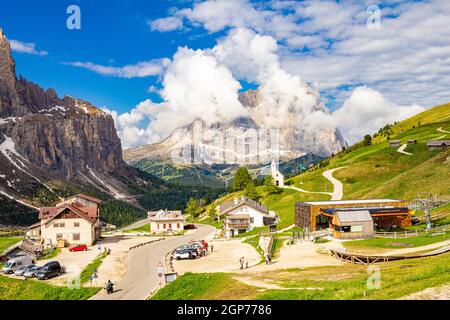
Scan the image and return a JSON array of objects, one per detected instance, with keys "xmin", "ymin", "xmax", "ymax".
[
  {"xmin": 231, "ymin": 167, "xmax": 252, "ymax": 191},
  {"xmin": 244, "ymin": 182, "xmax": 259, "ymax": 200}
]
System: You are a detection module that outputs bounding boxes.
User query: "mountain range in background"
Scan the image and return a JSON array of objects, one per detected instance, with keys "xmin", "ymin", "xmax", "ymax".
[
  {"xmin": 0, "ymin": 28, "xmax": 222, "ymax": 227},
  {"xmin": 124, "ymin": 89, "xmax": 347, "ymax": 187}
]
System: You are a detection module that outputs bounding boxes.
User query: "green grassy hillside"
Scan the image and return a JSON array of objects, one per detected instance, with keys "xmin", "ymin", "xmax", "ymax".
[
  {"xmin": 290, "ymin": 104, "xmax": 450, "ymax": 201},
  {"xmin": 152, "ymin": 251, "xmax": 450, "ymax": 300},
  {"xmin": 198, "ymin": 103, "xmax": 450, "ymax": 232}
]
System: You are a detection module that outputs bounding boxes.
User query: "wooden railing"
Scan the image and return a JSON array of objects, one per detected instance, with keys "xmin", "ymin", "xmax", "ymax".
[{"xmin": 374, "ymin": 224, "xmax": 450, "ymax": 239}]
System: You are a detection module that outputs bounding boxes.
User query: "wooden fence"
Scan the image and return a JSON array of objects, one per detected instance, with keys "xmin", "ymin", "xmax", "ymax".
[{"xmin": 374, "ymin": 224, "xmax": 450, "ymax": 239}]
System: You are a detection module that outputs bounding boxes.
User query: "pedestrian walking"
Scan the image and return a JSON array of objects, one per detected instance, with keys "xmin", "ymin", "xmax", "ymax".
[{"xmin": 211, "ymin": 244, "xmax": 214, "ymax": 253}]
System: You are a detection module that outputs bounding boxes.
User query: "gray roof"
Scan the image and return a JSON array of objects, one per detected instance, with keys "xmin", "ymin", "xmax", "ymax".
[
  {"xmin": 335, "ymin": 210, "xmax": 373, "ymax": 223},
  {"xmin": 220, "ymin": 197, "xmax": 269, "ymax": 216},
  {"xmin": 427, "ymin": 140, "xmax": 450, "ymax": 146}
]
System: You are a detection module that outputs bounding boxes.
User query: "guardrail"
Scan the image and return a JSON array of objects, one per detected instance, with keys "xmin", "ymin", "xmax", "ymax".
[
  {"xmin": 129, "ymin": 238, "xmax": 165, "ymax": 251},
  {"xmin": 374, "ymin": 224, "xmax": 450, "ymax": 239}
]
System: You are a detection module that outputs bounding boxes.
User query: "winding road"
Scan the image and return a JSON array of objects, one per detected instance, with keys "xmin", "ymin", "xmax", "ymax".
[
  {"xmin": 397, "ymin": 144, "xmax": 413, "ymax": 156},
  {"xmin": 282, "ymin": 167, "xmax": 347, "ymax": 201},
  {"xmin": 92, "ymin": 224, "xmax": 216, "ymax": 300}
]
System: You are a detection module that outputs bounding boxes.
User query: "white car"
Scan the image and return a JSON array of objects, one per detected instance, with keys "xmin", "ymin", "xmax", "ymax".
[{"xmin": 172, "ymin": 249, "xmax": 197, "ymax": 260}]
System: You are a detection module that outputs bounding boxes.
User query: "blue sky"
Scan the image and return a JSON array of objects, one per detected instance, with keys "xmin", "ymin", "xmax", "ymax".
[
  {"xmin": 1, "ymin": 0, "xmax": 449, "ymax": 147},
  {"xmin": 0, "ymin": 0, "xmax": 220, "ymax": 112}
]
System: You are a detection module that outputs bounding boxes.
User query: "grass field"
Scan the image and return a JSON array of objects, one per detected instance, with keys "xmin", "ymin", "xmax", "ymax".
[
  {"xmin": 123, "ymin": 224, "xmax": 150, "ymax": 233},
  {"xmin": 0, "ymin": 237, "xmax": 22, "ymax": 254},
  {"xmin": 152, "ymin": 251, "xmax": 450, "ymax": 300},
  {"xmin": 80, "ymin": 252, "xmax": 108, "ymax": 284},
  {"xmin": 0, "ymin": 275, "xmax": 100, "ymax": 300},
  {"xmin": 290, "ymin": 119, "xmax": 450, "ymax": 201},
  {"xmin": 343, "ymin": 231, "xmax": 450, "ymax": 254}
]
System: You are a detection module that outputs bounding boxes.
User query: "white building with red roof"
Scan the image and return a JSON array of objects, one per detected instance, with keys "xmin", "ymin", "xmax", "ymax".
[
  {"xmin": 148, "ymin": 210, "xmax": 185, "ymax": 234},
  {"xmin": 29, "ymin": 194, "xmax": 102, "ymax": 247}
]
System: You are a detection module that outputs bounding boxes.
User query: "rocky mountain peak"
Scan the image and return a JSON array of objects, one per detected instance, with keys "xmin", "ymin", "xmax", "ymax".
[
  {"xmin": 0, "ymin": 28, "xmax": 127, "ymax": 184},
  {"xmin": 0, "ymin": 28, "xmax": 26, "ymax": 117}
]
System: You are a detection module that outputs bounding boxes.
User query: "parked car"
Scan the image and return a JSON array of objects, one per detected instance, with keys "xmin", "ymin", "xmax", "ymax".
[
  {"xmin": 184, "ymin": 224, "xmax": 197, "ymax": 230},
  {"xmin": 173, "ymin": 248, "xmax": 197, "ymax": 260},
  {"xmin": 36, "ymin": 261, "xmax": 63, "ymax": 280},
  {"xmin": 14, "ymin": 264, "xmax": 35, "ymax": 277},
  {"xmin": 2, "ymin": 255, "xmax": 33, "ymax": 274},
  {"xmin": 23, "ymin": 265, "xmax": 42, "ymax": 278},
  {"xmin": 69, "ymin": 244, "xmax": 88, "ymax": 252}
]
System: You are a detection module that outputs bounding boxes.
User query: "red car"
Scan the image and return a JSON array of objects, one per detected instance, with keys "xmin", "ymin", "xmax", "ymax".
[{"xmin": 69, "ymin": 244, "xmax": 88, "ymax": 252}]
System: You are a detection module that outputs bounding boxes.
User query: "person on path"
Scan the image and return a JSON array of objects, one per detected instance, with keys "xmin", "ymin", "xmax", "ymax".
[{"xmin": 211, "ymin": 244, "xmax": 214, "ymax": 253}]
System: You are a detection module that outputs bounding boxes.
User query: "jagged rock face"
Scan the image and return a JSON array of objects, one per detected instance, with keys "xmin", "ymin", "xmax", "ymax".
[
  {"xmin": 0, "ymin": 29, "xmax": 27, "ymax": 117},
  {"xmin": 125, "ymin": 90, "xmax": 347, "ymax": 164},
  {"xmin": 0, "ymin": 29, "xmax": 126, "ymax": 179}
]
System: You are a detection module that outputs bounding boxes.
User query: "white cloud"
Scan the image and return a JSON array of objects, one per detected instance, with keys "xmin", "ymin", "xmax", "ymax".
[
  {"xmin": 149, "ymin": 46, "xmax": 248, "ymax": 136},
  {"xmin": 150, "ymin": 16, "xmax": 184, "ymax": 32},
  {"xmin": 333, "ymin": 86, "xmax": 425, "ymax": 143},
  {"xmin": 66, "ymin": 59, "xmax": 170, "ymax": 78},
  {"xmin": 9, "ymin": 40, "xmax": 48, "ymax": 56},
  {"xmin": 153, "ymin": 0, "xmax": 450, "ymax": 109}
]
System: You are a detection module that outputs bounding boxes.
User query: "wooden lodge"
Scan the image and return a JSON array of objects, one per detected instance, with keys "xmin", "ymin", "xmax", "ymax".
[
  {"xmin": 427, "ymin": 140, "xmax": 450, "ymax": 150},
  {"xmin": 295, "ymin": 199, "xmax": 412, "ymax": 233},
  {"xmin": 331, "ymin": 210, "xmax": 374, "ymax": 240},
  {"xmin": 389, "ymin": 140, "xmax": 401, "ymax": 147}
]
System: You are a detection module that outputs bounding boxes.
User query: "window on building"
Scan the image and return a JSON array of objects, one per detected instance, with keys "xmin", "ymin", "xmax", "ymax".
[
  {"xmin": 177, "ymin": 223, "xmax": 180, "ymax": 229},
  {"xmin": 169, "ymin": 224, "xmax": 172, "ymax": 229},
  {"xmin": 74, "ymin": 222, "xmax": 80, "ymax": 228},
  {"xmin": 56, "ymin": 233, "xmax": 63, "ymax": 240},
  {"xmin": 53, "ymin": 223, "xmax": 59, "ymax": 228},
  {"xmin": 73, "ymin": 233, "xmax": 80, "ymax": 241},
  {"xmin": 163, "ymin": 224, "xmax": 166, "ymax": 229}
]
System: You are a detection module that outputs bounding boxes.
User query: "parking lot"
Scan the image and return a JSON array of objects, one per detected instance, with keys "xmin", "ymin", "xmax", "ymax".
[
  {"xmin": 2, "ymin": 235, "xmax": 163, "ymax": 286},
  {"xmin": 173, "ymin": 239, "xmax": 260, "ymax": 274}
]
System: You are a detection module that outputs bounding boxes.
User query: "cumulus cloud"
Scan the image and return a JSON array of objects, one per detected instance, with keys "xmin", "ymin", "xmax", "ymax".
[
  {"xmin": 66, "ymin": 59, "xmax": 170, "ymax": 78},
  {"xmin": 9, "ymin": 40, "xmax": 48, "ymax": 56},
  {"xmin": 149, "ymin": 46, "xmax": 248, "ymax": 136},
  {"xmin": 333, "ymin": 86, "xmax": 425, "ymax": 143},
  {"xmin": 102, "ymin": 101, "xmax": 162, "ymax": 149},
  {"xmin": 150, "ymin": 16, "xmax": 184, "ymax": 32},
  {"xmin": 111, "ymin": 27, "xmax": 337, "ymax": 148},
  {"xmin": 153, "ymin": 0, "xmax": 450, "ymax": 109}
]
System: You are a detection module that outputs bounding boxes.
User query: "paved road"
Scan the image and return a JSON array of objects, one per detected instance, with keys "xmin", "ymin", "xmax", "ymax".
[
  {"xmin": 93, "ymin": 224, "xmax": 216, "ymax": 300},
  {"xmin": 118, "ymin": 218, "xmax": 152, "ymax": 232},
  {"xmin": 282, "ymin": 167, "xmax": 347, "ymax": 201}
]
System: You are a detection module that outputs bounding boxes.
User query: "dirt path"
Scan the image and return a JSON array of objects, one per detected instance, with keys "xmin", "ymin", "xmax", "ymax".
[
  {"xmin": 282, "ymin": 167, "xmax": 347, "ymax": 201},
  {"xmin": 437, "ymin": 127, "xmax": 450, "ymax": 134},
  {"xmin": 236, "ymin": 276, "xmax": 323, "ymax": 291},
  {"xmin": 397, "ymin": 144, "xmax": 413, "ymax": 156},
  {"xmin": 248, "ymin": 240, "xmax": 344, "ymax": 272},
  {"xmin": 322, "ymin": 167, "xmax": 347, "ymax": 200},
  {"xmin": 380, "ymin": 239, "xmax": 450, "ymax": 256},
  {"xmin": 400, "ymin": 284, "xmax": 450, "ymax": 300}
]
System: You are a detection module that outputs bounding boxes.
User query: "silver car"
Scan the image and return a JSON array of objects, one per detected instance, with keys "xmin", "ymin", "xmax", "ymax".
[
  {"xmin": 14, "ymin": 264, "xmax": 35, "ymax": 277},
  {"xmin": 23, "ymin": 265, "xmax": 41, "ymax": 278}
]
